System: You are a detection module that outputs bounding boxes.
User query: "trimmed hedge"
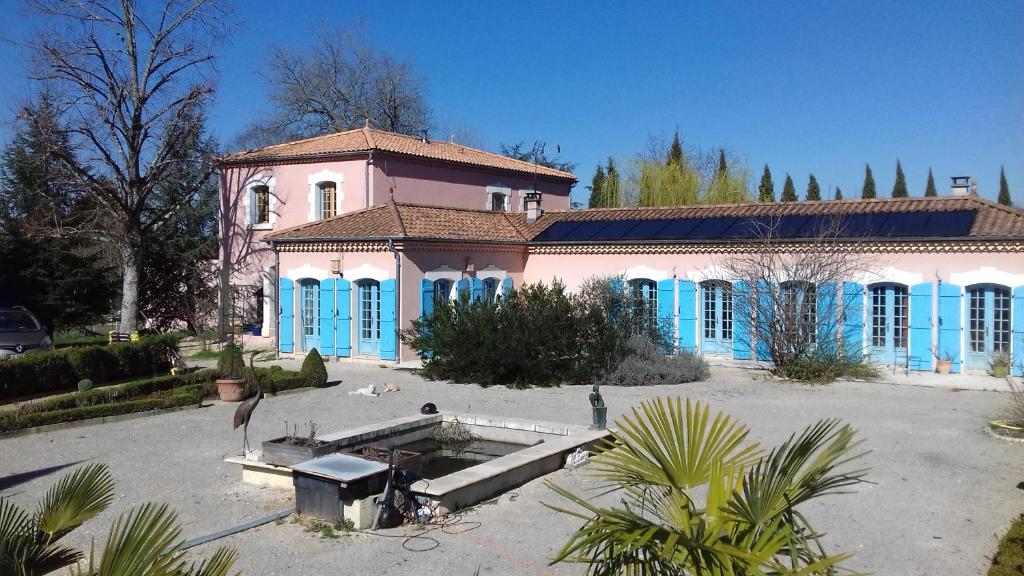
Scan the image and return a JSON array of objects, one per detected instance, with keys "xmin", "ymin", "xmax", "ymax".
[
  {"xmin": 0, "ymin": 334, "xmax": 181, "ymax": 402},
  {"xmin": 0, "ymin": 386, "xmax": 204, "ymax": 433},
  {"xmin": 12, "ymin": 369, "xmax": 219, "ymax": 415}
]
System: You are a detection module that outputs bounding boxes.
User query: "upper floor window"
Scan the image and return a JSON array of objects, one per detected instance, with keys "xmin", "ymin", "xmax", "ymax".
[
  {"xmin": 253, "ymin": 185, "xmax": 270, "ymax": 225},
  {"xmin": 318, "ymin": 182, "xmax": 337, "ymax": 219},
  {"xmin": 486, "ymin": 183, "xmax": 511, "ymax": 212},
  {"xmin": 490, "ymin": 192, "xmax": 507, "ymax": 212}
]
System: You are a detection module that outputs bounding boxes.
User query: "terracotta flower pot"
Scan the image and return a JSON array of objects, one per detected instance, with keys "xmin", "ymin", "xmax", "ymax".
[
  {"xmin": 216, "ymin": 377, "xmax": 246, "ymax": 402},
  {"xmin": 936, "ymin": 360, "xmax": 952, "ymax": 375},
  {"xmin": 992, "ymin": 365, "xmax": 1009, "ymax": 378}
]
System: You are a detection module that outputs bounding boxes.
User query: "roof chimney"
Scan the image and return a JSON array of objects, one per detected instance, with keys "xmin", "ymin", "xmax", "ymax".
[
  {"xmin": 524, "ymin": 191, "xmax": 542, "ymax": 223},
  {"xmin": 951, "ymin": 176, "xmax": 970, "ymax": 196}
]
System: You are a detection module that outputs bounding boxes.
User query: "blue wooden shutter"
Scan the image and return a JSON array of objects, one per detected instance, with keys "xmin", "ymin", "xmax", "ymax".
[
  {"xmin": 336, "ymin": 279, "xmax": 351, "ymax": 357},
  {"xmin": 732, "ymin": 281, "xmax": 752, "ymax": 360},
  {"xmin": 380, "ymin": 279, "xmax": 397, "ymax": 361},
  {"xmin": 420, "ymin": 279, "xmax": 434, "ymax": 318},
  {"xmin": 816, "ymin": 282, "xmax": 837, "ymax": 355},
  {"xmin": 279, "ymin": 278, "xmax": 294, "ymax": 353},
  {"xmin": 318, "ymin": 278, "xmax": 336, "ymax": 356},
  {"xmin": 501, "ymin": 277, "xmax": 513, "ymax": 299},
  {"xmin": 910, "ymin": 283, "xmax": 933, "ymax": 371},
  {"xmin": 755, "ymin": 280, "xmax": 772, "ymax": 361},
  {"xmin": 842, "ymin": 282, "xmax": 864, "ymax": 360},
  {"xmin": 937, "ymin": 283, "xmax": 962, "ymax": 373},
  {"xmin": 657, "ymin": 279, "xmax": 675, "ymax": 351},
  {"xmin": 456, "ymin": 278, "xmax": 471, "ymax": 301},
  {"xmin": 678, "ymin": 280, "xmax": 697, "ymax": 353},
  {"xmin": 471, "ymin": 278, "xmax": 484, "ymax": 302},
  {"xmin": 1013, "ymin": 286, "xmax": 1024, "ymax": 376}
]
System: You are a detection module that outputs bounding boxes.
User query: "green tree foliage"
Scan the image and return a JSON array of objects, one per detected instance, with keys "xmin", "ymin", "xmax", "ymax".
[
  {"xmin": 892, "ymin": 160, "xmax": 908, "ymax": 197},
  {"xmin": 667, "ymin": 131, "xmax": 683, "ymax": 165},
  {"xmin": 717, "ymin": 148, "xmax": 727, "ymax": 175},
  {"xmin": 806, "ymin": 174, "xmax": 821, "ymax": 201},
  {"xmin": 925, "ymin": 167, "xmax": 937, "ymax": 197},
  {"xmin": 547, "ymin": 398, "xmax": 867, "ymax": 575},
  {"xmin": 862, "ymin": 164, "xmax": 876, "ymax": 199},
  {"xmin": 637, "ymin": 157, "xmax": 701, "ymax": 206},
  {"xmin": 703, "ymin": 164, "xmax": 751, "ymax": 205},
  {"xmin": 603, "ymin": 158, "xmax": 622, "ymax": 207},
  {"xmin": 0, "ymin": 463, "xmax": 236, "ymax": 575},
  {"xmin": 0, "ymin": 95, "xmax": 114, "ymax": 330},
  {"xmin": 300, "ymin": 348, "xmax": 329, "ymax": 387},
  {"xmin": 758, "ymin": 164, "xmax": 774, "ymax": 202},
  {"xmin": 587, "ymin": 164, "xmax": 606, "ymax": 208},
  {"xmin": 999, "ymin": 166, "xmax": 1013, "ymax": 206},
  {"xmin": 781, "ymin": 174, "xmax": 797, "ymax": 202},
  {"xmin": 835, "ymin": 186, "xmax": 843, "ymax": 200}
]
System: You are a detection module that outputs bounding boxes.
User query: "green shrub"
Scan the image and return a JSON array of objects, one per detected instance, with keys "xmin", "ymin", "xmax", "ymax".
[
  {"xmin": 65, "ymin": 346, "xmax": 119, "ymax": 383},
  {"xmin": 217, "ymin": 344, "xmax": 245, "ymax": 379},
  {"xmin": 300, "ymin": 349, "xmax": 328, "ymax": 388},
  {"xmin": 402, "ymin": 277, "xmax": 668, "ymax": 388},
  {"xmin": 0, "ymin": 386, "xmax": 204, "ymax": 433},
  {"xmin": 77, "ymin": 379, "xmax": 93, "ymax": 393},
  {"xmin": 53, "ymin": 334, "xmax": 109, "ymax": 349},
  {"xmin": 14, "ymin": 369, "xmax": 219, "ymax": 415},
  {"xmin": 599, "ymin": 335, "xmax": 709, "ymax": 386},
  {"xmin": 989, "ymin": 514, "xmax": 1024, "ymax": 576},
  {"xmin": 0, "ymin": 353, "xmax": 77, "ymax": 401},
  {"xmin": 774, "ymin": 353, "xmax": 880, "ymax": 383}
]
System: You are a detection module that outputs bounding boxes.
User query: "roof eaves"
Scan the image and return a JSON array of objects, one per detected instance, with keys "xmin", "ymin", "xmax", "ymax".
[{"xmin": 389, "ymin": 200, "xmax": 408, "ymax": 236}]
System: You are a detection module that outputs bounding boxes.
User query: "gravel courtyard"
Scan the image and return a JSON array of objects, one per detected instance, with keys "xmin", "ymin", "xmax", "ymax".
[{"xmin": 1, "ymin": 363, "xmax": 1021, "ymax": 575}]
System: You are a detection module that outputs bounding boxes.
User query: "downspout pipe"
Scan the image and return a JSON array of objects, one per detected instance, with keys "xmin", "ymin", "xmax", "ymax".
[
  {"xmin": 388, "ymin": 238, "xmax": 401, "ymax": 364},
  {"xmin": 365, "ymin": 150, "xmax": 373, "ymax": 208},
  {"xmin": 273, "ymin": 243, "xmax": 281, "ymax": 360}
]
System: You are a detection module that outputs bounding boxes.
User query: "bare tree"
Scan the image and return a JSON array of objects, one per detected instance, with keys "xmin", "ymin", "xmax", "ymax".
[
  {"xmin": 263, "ymin": 25, "xmax": 431, "ymax": 137},
  {"xmin": 27, "ymin": 0, "xmax": 227, "ymax": 333},
  {"xmin": 715, "ymin": 216, "xmax": 879, "ymax": 370}
]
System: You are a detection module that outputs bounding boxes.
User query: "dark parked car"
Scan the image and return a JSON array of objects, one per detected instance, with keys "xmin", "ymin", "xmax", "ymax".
[{"xmin": 0, "ymin": 307, "xmax": 52, "ymax": 360}]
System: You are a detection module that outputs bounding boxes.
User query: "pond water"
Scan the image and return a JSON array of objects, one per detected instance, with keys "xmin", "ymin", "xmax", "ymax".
[{"xmin": 397, "ymin": 438, "xmax": 531, "ymax": 480}]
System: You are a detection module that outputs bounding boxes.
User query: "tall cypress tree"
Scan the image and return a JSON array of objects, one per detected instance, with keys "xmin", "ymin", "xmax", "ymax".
[
  {"xmin": 892, "ymin": 160, "xmax": 908, "ymax": 197},
  {"xmin": 924, "ymin": 167, "xmax": 937, "ymax": 197},
  {"xmin": 806, "ymin": 174, "xmax": 821, "ymax": 201},
  {"xmin": 717, "ymin": 149, "xmax": 727, "ymax": 176},
  {"xmin": 668, "ymin": 131, "xmax": 683, "ymax": 166},
  {"xmin": 587, "ymin": 164, "xmax": 606, "ymax": 208},
  {"xmin": 758, "ymin": 164, "xmax": 774, "ymax": 202},
  {"xmin": 781, "ymin": 174, "xmax": 797, "ymax": 202},
  {"xmin": 604, "ymin": 158, "xmax": 621, "ymax": 207},
  {"xmin": 835, "ymin": 186, "xmax": 843, "ymax": 200},
  {"xmin": 999, "ymin": 166, "xmax": 1012, "ymax": 206},
  {"xmin": 862, "ymin": 164, "xmax": 876, "ymax": 199}
]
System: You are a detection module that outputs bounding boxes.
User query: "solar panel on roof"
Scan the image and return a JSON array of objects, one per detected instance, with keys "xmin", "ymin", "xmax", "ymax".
[
  {"xmin": 882, "ymin": 212, "xmax": 931, "ymax": 237},
  {"xmin": 654, "ymin": 218, "xmax": 701, "ymax": 240},
  {"xmin": 921, "ymin": 210, "xmax": 976, "ymax": 237},
  {"xmin": 560, "ymin": 221, "xmax": 615, "ymax": 241},
  {"xmin": 620, "ymin": 219, "xmax": 671, "ymax": 239},
  {"xmin": 590, "ymin": 220, "xmax": 641, "ymax": 240},
  {"xmin": 689, "ymin": 217, "xmax": 737, "ymax": 239},
  {"xmin": 533, "ymin": 221, "xmax": 583, "ymax": 242}
]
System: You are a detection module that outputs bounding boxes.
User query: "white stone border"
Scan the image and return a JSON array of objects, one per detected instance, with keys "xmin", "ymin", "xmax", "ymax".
[
  {"xmin": 307, "ymin": 169, "xmax": 345, "ymax": 222},
  {"xmin": 476, "ymin": 265, "xmax": 508, "ymax": 281},
  {"xmin": 284, "ymin": 264, "xmax": 329, "ymax": 281},
  {"xmin": 950, "ymin": 267, "xmax": 1024, "ymax": 289},
  {"xmin": 345, "ymin": 263, "xmax": 391, "ymax": 282},
  {"xmin": 621, "ymin": 264, "xmax": 669, "ymax": 282},
  {"xmin": 243, "ymin": 174, "xmax": 277, "ymax": 229}
]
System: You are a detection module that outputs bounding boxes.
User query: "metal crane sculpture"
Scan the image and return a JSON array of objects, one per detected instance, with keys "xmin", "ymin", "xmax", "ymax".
[{"xmin": 233, "ymin": 352, "xmax": 262, "ymax": 455}]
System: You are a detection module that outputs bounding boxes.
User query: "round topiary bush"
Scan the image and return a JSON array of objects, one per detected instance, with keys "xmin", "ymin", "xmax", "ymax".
[
  {"xmin": 77, "ymin": 378, "xmax": 93, "ymax": 392},
  {"xmin": 301, "ymin": 348, "xmax": 328, "ymax": 388}
]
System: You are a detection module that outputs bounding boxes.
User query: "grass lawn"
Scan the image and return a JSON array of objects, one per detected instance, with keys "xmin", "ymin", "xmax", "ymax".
[
  {"xmin": 990, "ymin": 514, "xmax": 1024, "ymax": 575},
  {"xmin": 188, "ymin": 348, "xmax": 220, "ymax": 360}
]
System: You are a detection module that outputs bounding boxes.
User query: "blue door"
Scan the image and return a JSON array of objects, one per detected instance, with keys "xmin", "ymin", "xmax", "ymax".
[
  {"xmin": 966, "ymin": 285, "xmax": 1012, "ymax": 370},
  {"xmin": 701, "ymin": 281, "xmax": 733, "ymax": 355},
  {"xmin": 357, "ymin": 280, "xmax": 381, "ymax": 356},
  {"xmin": 869, "ymin": 284, "xmax": 909, "ymax": 365},
  {"xmin": 299, "ymin": 279, "xmax": 320, "ymax": 352}
]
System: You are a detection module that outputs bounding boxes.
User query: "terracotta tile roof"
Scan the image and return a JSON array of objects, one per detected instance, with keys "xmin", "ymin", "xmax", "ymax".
[
  {"xmin": 220, "ymin": 126, "xmax": 577, "ymax": 182},
  {"xmin": 266, "ymin": 196, "xmax": 1024, "ymax": 244},
  {"xmin": 265, "ymin": 202, "xmax": 529, "ymax": 243}
]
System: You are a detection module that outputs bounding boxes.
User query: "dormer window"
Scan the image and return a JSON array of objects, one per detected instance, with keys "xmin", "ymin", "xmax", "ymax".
[
  {"xmin": 486, "ymin": 183, "xmax": 511, "ymax": 212},
  {"xmin": 253, "ymin": 185, "xmax": 270, "ymax": 225},
  {"xmin": 490, "ymin": 192, "xmax": 507, "ymax": 212}
]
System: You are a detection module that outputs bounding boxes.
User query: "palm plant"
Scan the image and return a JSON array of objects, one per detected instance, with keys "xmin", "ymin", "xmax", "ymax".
[
  {"xmin": 0, "ymin": 463, "xmax": 237, "ymax": 575},
  {"xmin": 546, "ymin": 398, "xmax": 868, "ymax": 575}
]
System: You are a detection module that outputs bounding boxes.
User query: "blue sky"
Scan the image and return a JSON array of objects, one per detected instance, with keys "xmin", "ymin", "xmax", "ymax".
[{"xmin": 0, "ymin": 1, "xmax": 1021, "ymax": 206}]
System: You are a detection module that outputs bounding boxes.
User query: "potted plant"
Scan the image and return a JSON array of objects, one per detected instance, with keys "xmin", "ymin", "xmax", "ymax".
[
  {"xmin": 990, "ymin": 351, "xmax": 1012, "ymax": 379},
  {"xmin": 216, "ymin": 343, "xmax": 246, "ymax": 401},
  {"xmin": 262, "ymin": 420, "xmax": 337, "ymax": 467},
  {"xmin": 934, "ymin": 349, "xmax": 954, "ymax": 375}
]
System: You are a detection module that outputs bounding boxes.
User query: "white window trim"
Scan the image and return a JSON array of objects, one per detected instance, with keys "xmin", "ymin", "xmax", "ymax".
[
  {"xmin": 476, "ymin": 265, "xmax": 508, "ymax": 281},
  {"xmin": 854, "ymin": 266, "xmax": 923, "ymax": 287},
  {"xmin": 622, "ymin": 264, "xmax": 669, "ymax": 283},
  {"xmin": 307, "ymin": 169, "xmax": 345, "ymax": 222},
  {"xmin": 485, "ymin": 183, "xmax": 511, "ymax": 212},
  {"xmin": 284, "ymin": 264, "xmax": 329, "ymax": 281},
  {"xmin": 345, "ymin": 263, "xmax": 391, "ymax": 282},
  {"xmin": 244, "ymin": 175, "xmax": 276, "ymax": 230},
  {"xmin": 424, "ymin": 265, "xmax": 462, "ymax": 282},
  {"xmin": 949, "ymin": 267, "xmax": 1024, "ymax": 288}
]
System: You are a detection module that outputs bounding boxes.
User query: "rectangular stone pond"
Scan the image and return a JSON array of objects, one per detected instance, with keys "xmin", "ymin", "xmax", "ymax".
[{"xmin": 228, "ymin": 411, "xmax": 611, "ymax": 525}]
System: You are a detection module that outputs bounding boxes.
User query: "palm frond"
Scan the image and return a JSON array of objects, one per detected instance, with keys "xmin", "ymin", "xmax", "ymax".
[
  {"xmin": 91, "ymin": 502, "xmax": 185, "ymax": 576},
  {"xmin": 186, "ymin": 547, "xmax": 239, "ymax": 576},
  {"xmin": 34, "ymin": 463, "xmax": 115, "ymax": 545}
]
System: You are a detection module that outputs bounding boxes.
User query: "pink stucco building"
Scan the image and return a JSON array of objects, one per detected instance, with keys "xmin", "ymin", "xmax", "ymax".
[{"xmin": 219, "ymin": 128, "xmax": 1024, "ymax": 377}]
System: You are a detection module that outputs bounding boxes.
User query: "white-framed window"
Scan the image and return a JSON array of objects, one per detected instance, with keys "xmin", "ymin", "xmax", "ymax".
[
  {"xmin": 434, "ymin": 279, "xmax": 453, "ymax": 306},
  {"xmin": 483, "ymin": 277, "xmax": 500, "ymax": 303},
  {"xmin": 243, "ymin": 175, "xmax": 276, "ymax": 229},
  {"xmin": 628, "ymin": 278, "xmax": 659, "ymax": 334},
  {"xmin": 316, "ymin": 181, "xmax": 338, "ymax": 220},
  {"xmin": 485, "ymin": 183, "xmax": 511, "ymax": 212},
  {"xmin": 307, "ymin": 169, "xmax": 344, "ymax": 222}
]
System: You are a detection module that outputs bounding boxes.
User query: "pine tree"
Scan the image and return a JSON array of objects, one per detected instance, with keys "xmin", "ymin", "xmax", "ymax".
[
  {"xmin": 781, "ymin": 174, "xmax": 797, "ymax": 202},
  {"xmin": 668, "ymin": 131, "xmax": 683, "ymax": 166},
  {"xmin": 757, "ymin": 165, "xmax": 773, "ymax": 202},
  {"xmin": 587, "ymin": 164, "xmax": 606, "ymax": 208},
  {"xmin": 862, "ymin": 164, "xmax": 876, "ymax": 199},
  {"xmin": 604, "ymin": 158, "xmax": 621, "ymax": 207},
  {"xmin": 835, "ymin": 186, "xmax": 843, "ymax": 200},
  {"xmin": 892, "ymin": 160, "xmax": 908, "ymax": 197},
  {"xmin": 998, "ymin": 166, "xmax": 1012, "ymax": 206},
  {"xmin": 924, "ymin": 168, "xmax": 937, "ymax": 197},
  {"xmin": 717, "ymin": 149, "xmax": 727, "ymax": 176},
  {"xmin": 806, "ymin": 174, "xmax": 821, "ymax": 201}
]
